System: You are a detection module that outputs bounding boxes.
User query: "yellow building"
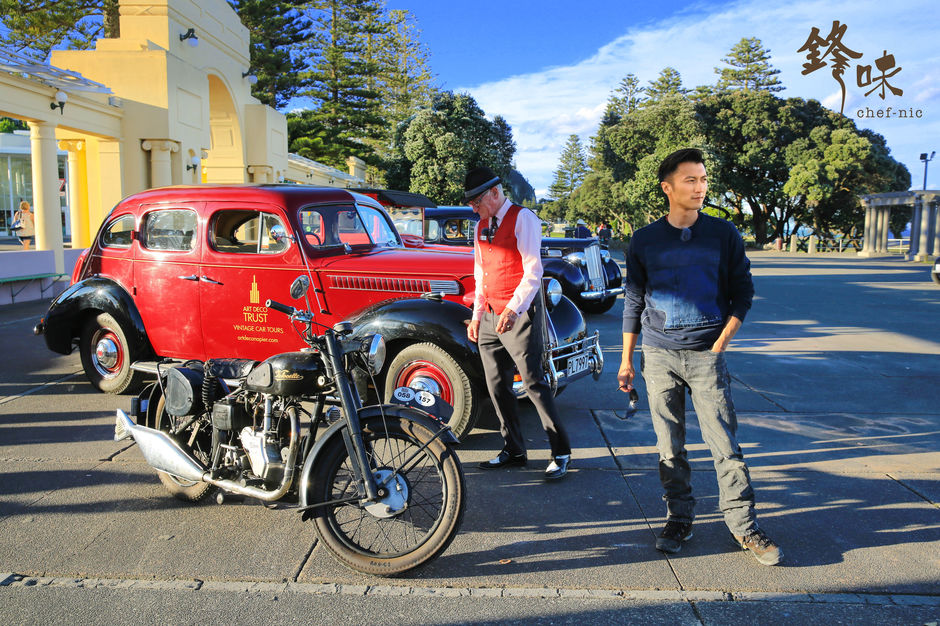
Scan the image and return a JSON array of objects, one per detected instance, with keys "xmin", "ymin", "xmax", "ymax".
[{"xmin": 0, "ymin": 0, "xmax": 364, "ymax": 301}]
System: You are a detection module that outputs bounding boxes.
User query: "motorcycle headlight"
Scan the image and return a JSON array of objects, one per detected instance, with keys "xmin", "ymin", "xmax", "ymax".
[
  {"xmin": 564, "ymin": 251, "xmax": 585, "ymax": 267},
  {"xmin": 546, "ymin": 278, "xmax": 562, "ymax": 308},
  {"xmin": 361, "ymin": 333, "xmax": 386, "ymax": 375}
]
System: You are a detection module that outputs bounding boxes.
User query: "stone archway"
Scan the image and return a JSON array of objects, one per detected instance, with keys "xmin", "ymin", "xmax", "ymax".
[{"xmin": 206, "ymin": 74, "xmax": 246, "ymax": 183}]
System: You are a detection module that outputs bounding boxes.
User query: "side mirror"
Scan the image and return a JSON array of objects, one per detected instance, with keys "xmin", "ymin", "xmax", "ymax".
[{"xmin": 289, "ymin": 275, "xmax": 310, "ymax": 300}]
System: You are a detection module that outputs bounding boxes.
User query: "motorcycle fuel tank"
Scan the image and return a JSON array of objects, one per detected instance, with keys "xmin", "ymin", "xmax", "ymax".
[{"xmin": 244, "ymin": 352, "xmax": 324, "ymax": 396}]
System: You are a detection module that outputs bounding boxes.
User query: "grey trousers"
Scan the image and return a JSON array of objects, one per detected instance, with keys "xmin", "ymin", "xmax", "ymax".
[
  {"xmin": 478, "ymin": 302, "xmax": 570, "ymax": 458},
  {"xmin": 641, "ymin": 345, "xmax": 756, "ymax": 535}
]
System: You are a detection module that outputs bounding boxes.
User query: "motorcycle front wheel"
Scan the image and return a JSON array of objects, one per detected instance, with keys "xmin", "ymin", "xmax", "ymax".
[{"xmin": 309, "ymin": 414, "xmax": 465, "ymax": 576}]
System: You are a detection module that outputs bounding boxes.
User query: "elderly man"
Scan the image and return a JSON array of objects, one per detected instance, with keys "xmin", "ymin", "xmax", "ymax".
[{"xmin": 465, "ymin": 166, "xmax": 571, "ymax": 480}]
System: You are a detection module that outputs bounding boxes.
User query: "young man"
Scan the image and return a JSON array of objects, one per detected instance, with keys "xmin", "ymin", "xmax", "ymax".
[
  {"xmin": 465, "ymin": 166, "xmax": 571, "ymax": 480},
  {"xmin": 617, "ymin": 148, "xmax": 782, "ymax": 565}
]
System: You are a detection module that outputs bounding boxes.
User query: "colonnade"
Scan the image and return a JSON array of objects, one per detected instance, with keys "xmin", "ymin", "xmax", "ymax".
[{"xmin": 860, "ymin": 191, "xmax": 940, "ymax": 261}]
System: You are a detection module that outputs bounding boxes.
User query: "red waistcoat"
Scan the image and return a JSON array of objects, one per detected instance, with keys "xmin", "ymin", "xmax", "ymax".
[{"xmin": 478, "ymin": 204, "xmax": 524, "ymax": 315}]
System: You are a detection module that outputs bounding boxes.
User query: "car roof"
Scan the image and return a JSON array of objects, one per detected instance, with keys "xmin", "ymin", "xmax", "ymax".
[
  {"xmin": 117, "ymin": 184, "xmax": 383, "ymax": 211},
  {"xmin": 425, "ymin": 206, "xmax": 478, "ymax": 219}
]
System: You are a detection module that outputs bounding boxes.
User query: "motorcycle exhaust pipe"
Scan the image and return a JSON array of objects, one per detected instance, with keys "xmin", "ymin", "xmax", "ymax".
[{"xmin": 115, "ymin": 409, "xmax": 300, "ymax": 502}]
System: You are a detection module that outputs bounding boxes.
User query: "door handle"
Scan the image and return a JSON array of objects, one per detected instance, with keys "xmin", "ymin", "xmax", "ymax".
[
  {"xmin": 200, "ymin": 276, "xmax": 224, "ymax": 285},
  {"xmin": 178, "ymin": 275, "xmax": 199, "ymax": 281}
]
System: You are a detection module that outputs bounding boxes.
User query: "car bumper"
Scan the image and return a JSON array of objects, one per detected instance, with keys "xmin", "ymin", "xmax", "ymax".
[
  {"xmin": 512, "ymin": 330, "xmax": 604, "ymax": 396},
  {"xmin": 580, "ymin": 285, "xmax": 625, "ymax": 301}
]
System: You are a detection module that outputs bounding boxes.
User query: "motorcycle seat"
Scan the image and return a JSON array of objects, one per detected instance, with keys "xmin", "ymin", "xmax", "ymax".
[{"xmin": 205, "ymin": 358, "xmax": 258, "ymax": 380}]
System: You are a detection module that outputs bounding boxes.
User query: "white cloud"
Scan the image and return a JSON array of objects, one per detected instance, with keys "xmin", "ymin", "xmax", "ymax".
[{"xmin": 460, "ymin": 0, "xmax": 940, "ymax": 195}]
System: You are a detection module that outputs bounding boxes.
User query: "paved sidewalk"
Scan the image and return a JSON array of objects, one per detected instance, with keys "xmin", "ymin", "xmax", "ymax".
[{"xmin": 0, "ymin": 253, "xmax": 937, "ymax": 624}]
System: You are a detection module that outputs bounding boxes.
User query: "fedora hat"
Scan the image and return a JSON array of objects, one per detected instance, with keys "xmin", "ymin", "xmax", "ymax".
[{"xmin": 464, "ymin": 166, "xmax": 501, "ymax": 201}]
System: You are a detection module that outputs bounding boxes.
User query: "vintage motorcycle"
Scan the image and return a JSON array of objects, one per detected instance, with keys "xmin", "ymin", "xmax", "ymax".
[{"xmin": 114, "ymin": 276, "xmax": 466, "ymax": 576}]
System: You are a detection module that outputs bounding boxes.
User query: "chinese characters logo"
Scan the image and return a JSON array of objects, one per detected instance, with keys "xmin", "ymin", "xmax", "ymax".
[{"xmin": 798, "ymin": 20, "xmax": 903, "ymax": 116}]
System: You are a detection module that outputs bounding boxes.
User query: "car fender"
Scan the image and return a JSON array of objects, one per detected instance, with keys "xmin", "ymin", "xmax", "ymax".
[
  {"xmin": 603, "ymin": 256, "xmax": 623, "ymax": 289},
  {"xmin": 297, "ymin": 404, "xmax": 458, "ymax": 519},
  {"xmin": 549, "ymin": 294, "xmax": 588, "ymax": 345},
  {"xmin": 345, "ymin": 297, "xmax": 484, "ymax": 389},
  {"xmin": 39, "ymin": 276, "xmax": 152, "ymax": 357},
  {"xmin": 543, "ymin": 257, "xmax": 586, "ymax": 301}
]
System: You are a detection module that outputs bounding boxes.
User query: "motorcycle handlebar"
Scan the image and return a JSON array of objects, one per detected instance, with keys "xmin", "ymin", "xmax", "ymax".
[{"xmin": 265, "ymin": 299, "xmax": 295, "ymax": 316}]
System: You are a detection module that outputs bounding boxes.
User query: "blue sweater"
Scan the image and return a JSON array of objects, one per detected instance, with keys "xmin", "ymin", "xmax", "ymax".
[{"xmin": 622, "ymin": 213, "xmax": 754, "ymax": 350}]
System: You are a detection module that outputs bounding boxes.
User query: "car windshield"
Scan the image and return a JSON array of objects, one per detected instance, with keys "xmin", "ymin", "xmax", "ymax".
[{"xmin": 298, "ymin": 204, "xmax": 401, "ymax": 249}]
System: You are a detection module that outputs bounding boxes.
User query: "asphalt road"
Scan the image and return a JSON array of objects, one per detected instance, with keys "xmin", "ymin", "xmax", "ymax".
[{"xmin": 1, "ymin": 251, "xmax": 938, "ymax": 625}]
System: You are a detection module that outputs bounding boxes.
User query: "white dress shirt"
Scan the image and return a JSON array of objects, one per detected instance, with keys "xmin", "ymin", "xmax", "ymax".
[{"xmin": 472, "ymin": 198, "xmax": 544, "ymax": 321}]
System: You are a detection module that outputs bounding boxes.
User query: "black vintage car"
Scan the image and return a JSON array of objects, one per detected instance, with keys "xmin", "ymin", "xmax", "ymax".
[{"xmin": 416, "ymin": 206, "xmax": 624, "ymax": 315}]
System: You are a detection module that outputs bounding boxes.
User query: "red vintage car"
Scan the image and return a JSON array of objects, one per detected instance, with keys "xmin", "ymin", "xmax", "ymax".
[{"xmin": 35, "ymin": 185, "xmax": 603, "ymax": 438}]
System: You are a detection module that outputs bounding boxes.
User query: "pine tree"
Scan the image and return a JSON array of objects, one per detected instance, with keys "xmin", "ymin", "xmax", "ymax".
[
  {"xmin": 715, "ymin": 37, "xmax": 784, "ymax": 92},
  {"xmin": 295, "ymin": 0, "xmax": 387, "ymax": 169},
  {"xmin": 233, "ymin": 0, "xmax": 311, "ymax": 109},
  {"xmin": 0, "ymin": 0, "xmax": 120, "ymax": 59},
  {"xmin": 548, "ymin": 135, "xmax": 587, "ymax": 216},
  {"xmin": 644, "ymin": 67, "xmax": 687, "ymax": 104}
]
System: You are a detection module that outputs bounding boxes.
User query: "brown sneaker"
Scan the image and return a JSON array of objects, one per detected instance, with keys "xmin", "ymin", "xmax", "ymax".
[{"xmin": 732, "ymin": 528, "xmax": 783, "ymax": 566}]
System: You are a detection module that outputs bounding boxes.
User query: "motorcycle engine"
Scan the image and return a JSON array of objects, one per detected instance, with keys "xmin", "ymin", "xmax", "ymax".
[{"xmin": 239, "ymin": 427, "xmax": 286, "ymax": 485}]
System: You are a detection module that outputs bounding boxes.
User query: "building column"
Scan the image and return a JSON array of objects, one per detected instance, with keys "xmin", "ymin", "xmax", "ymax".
[
  {"xmin": 860, "ymin": 203, "xmax": 874, "ymax": 256},
  {"xmin": 58, "ymin": 140, "xmax": 88, "ymax": 249},
  {"xmin": 878, "ymin": 207, "xmax": 891, "ymax": 253},
  {"xmin": 908, "ymin": 199, "xmax": 922, "ymax": 260},
  {"xmin": 27, "ymin": 121, "xmax": 64, "ymax": 272},
  {"xmin": 247, "ymin": 165, "xmax": 274, "ymax": 183},
  {"xmin": 141, "ymin": 139, "xmax": 179, "ymax": 189},
  {"xmin": 931, "ymin": 203, "xmax": 939, "ymax": 258},
  {"xmin": 914, "ymin": 198, "xmax": 931, "ymax": 261}
]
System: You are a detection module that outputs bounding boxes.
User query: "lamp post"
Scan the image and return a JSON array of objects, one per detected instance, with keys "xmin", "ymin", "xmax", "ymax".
[{"xmin": 921, "ymin": 151, "xmax": 935, "ymax": 190}]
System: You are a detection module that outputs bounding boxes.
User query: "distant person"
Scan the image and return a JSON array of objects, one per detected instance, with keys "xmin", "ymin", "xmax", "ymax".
[
  {"xmin": 13, "ymin": 200, "xmax": 35, "ymax": 250},
  {"xmin": 574, "ymin": 219, "xmax": 591, "ymax": 238},
  {"xmin": 617, "ymin": 148, "xmax": 782, "ymax": 566},
  {"xmin": 465, "ymin": 166, "xmax": 571, "ymax": 480},
  {"xmin": 597, "ymin": 222, "xmax": 612, "ymax": 245}
]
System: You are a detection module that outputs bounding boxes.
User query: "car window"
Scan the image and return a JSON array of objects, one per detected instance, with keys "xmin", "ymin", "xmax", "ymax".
[
  {"xmin": 211, "ymin": 210, "xmax": 289, "ymax": 254},
  {"xmin": 100, "ymin": 214, "xmax": 135, "ymax": 248},
  {"xmin": 141, "ymin": 209, "xmax": 197, "ymax": 251},
  {"xmin": 298, "ymin": 205, "xmax": 400, "ymax": 248},
  {"xmin": 425, "ymin": 220, "xmax": 439, "ymax": 241}
]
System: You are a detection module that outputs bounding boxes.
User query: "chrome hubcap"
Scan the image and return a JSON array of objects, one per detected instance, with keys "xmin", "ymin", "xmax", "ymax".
[
  {"xmin": 94, "ymin": 338, "xmax": 119, "ymax": 371},
  {"xmin": 408, "ymin": 375, "xmax": 442, "ymax": 396},
  {"xmin": 364, "ymin": 469, "xmax": 408, "ymax": 518}
]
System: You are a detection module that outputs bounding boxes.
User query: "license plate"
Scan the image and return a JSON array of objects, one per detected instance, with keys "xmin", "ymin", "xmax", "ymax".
[{"xmin": 566, "ymin": 354, "xmax": 590, "ymax": 377}]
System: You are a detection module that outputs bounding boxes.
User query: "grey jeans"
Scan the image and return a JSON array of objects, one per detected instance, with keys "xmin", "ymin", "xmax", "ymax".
[{"xmin": 640, "ymin": 345, "xmax": 756, "ymax": 535}]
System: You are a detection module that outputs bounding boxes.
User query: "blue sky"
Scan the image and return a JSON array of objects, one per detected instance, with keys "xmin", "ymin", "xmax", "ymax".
[{"xmin": 397, "ymin": 0, "xmax": 940, "ymax": 197}]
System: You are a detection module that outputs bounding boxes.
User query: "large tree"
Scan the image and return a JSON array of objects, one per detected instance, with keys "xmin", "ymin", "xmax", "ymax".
[
  {"xmin": 0, "ymin": 0, "xmax": 119, "ymax": 59},
  {"xmin": 547, "ymin": 134, "xmax": 587, "ymax": 221},
  {"xmin": 231, "ymin": 0, "xmax": 310, "ymax": 109},
  {"xmin": 291, "ymin": 0, "xmax": 387, "ymax": 169},
  {"xmin": 388, "ymin": 91, "xmax": 516, "ymax": 204},
  {"xmin": 715, "ymin": 37, "xmax": 784, "ymax": 92},
  {"xmin": 643, "ymin": 67, "xmax": 687, "ymax": 104}
]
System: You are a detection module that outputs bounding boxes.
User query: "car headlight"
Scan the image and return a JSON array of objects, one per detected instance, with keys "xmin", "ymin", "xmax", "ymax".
[
  {"xmin": 564, "ymin": 251, "xmax": 585, "ymax": 266},
  {"xmin": 546, "ymin": 278, "xmax": 562, "ymax": 308},
  {"xmin": 361, "ymin": 333, "xmax": 386, "ymax": 375},
  {"xmin": 600, "ymin": 249, "xmax": 611, "ymax": 263}
]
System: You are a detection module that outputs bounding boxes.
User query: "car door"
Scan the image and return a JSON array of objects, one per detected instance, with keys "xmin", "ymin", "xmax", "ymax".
[
  {"xmin": 133, "ymin": 204, "xmax": 205, "ymax": 359},
  {"xmin": 199, "ymin": 202, "xmax": 307, "ymax": 360}
]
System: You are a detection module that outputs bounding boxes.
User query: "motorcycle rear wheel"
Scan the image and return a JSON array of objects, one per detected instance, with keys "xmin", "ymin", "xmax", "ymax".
[
  {"xmin": 309, "ymin": 414, "xmax": 465, "ymax": 576},
  {"xmin": 153, "ymin": 395, "xmax": 216, "ymax": 503}
]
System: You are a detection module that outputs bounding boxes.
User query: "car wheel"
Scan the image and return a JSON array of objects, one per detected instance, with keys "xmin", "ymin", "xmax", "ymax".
[
  {"xmin": 580, "ymin": 296, "xmax": 618, "ymax": 315},
  {"xmin": 79, "ymin": 312, "xmax": 145, "ymax": 394},
  {"xmin": 384, "ymin": 342, "xmax": 479, "ymax": 439}
]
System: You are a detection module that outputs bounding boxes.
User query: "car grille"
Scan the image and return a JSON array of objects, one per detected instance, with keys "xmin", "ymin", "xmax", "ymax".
[
  {"xmin": 328, "ymin": 276, "xmax": 460, "ymax": 295},
  {"xmin": 584, "ymin": 244, "xmax": 605, "ymax": 291}
]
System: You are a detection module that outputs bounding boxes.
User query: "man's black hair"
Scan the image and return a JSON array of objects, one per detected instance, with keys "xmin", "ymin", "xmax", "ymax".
[{"xmin": 658, "ymin": 148, "xmax": 705, "ymax": 183}]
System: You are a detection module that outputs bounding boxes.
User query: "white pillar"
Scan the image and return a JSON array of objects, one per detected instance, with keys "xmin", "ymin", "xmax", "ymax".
[
  {"xmin": 909, "ymin": 199, "xmax": 922, "ymax": 261},
  {"xmin": 27, "ymin": 121, "xmax": 65, "ymax": 273},
  {"xmin": 58, "ymin": 140, "xmax": 87, "ymax": 249},
  {"xmin": 931, "ymin": 203, "xmax": 940, "ymax": 258},
  {"xmin": 141, "ymin": 140, "xmax": 179, "ymax": 189},
  {"xmin": 878, "ymin": 207, "xmax": 890, "ymax": 253},
  {"xmin": 915, "ymin": 198, "xmax": 931, "ymax": 261}
]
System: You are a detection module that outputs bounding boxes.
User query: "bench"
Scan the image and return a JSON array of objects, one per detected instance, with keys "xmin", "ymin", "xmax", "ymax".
[{"xmin": 0, "ymin": 272, "xmax": 68, "ymax": 303}]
